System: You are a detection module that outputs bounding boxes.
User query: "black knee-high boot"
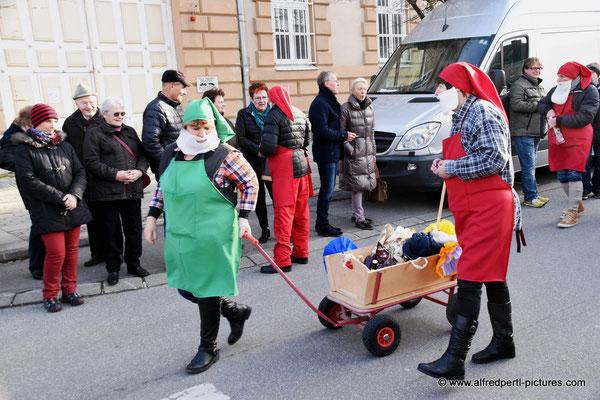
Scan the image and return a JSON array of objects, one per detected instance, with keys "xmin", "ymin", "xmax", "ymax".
[
  {"xmin": 220, "ymin": 297, "xmax": 252, "ymax": 345},
  {"xmin": 472, "ymin": 302, "xmax": 515, "ymax": 363},
  {"xmin": 186, "ymin": 299, "xmax": 221, "ymax": 374},
  {"xmin": 417, "ymin": 315, "xmax": 478, "ymax": 380}
]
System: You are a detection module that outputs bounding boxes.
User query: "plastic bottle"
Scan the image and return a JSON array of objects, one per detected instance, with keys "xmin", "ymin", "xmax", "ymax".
[{"xmin": 552, "ymin": 127, "xmax": 565, "ymax": 145}]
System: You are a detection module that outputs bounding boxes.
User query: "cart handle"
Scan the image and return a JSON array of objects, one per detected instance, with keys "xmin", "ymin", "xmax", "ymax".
[{"xmin": 244, "ymin": 233, "xmax": 338, "ymax": 327}]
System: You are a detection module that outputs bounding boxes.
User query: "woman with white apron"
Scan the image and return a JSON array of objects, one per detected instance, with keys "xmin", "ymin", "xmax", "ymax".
[
  {"xmin": 144, "ymin": 98, "xmax": 258, "ymax": 374},
  {"xmin": 418, "ymin": 62, "xmax": 523, "ymax": 380}
]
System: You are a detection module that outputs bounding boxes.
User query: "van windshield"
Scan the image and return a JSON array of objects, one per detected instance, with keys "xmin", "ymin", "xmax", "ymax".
[{"xmin": 369, "ymin": 37, "xmax": 493, "ymax": 94}]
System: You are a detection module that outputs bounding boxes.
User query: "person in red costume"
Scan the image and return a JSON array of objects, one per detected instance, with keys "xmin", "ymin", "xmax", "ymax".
[
  {"xmin": 258, "ymin": 86, "xmax": 313, "ymax": 274},
  {"xmin": 418, "ymin": 62, "xmax": 523, "ymax": 380},
  {"xmin": 537, "ymin": 62, "xmax": 599, "ymax": 228}
]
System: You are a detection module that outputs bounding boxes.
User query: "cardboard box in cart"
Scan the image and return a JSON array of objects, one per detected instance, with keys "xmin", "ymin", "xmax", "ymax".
[{"xmin": 324, "ymin": 245, "xmax": 455, "ymax": 309}]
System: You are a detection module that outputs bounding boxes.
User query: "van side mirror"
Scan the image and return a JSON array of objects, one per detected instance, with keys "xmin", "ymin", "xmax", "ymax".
[
  {"xmin": 370, "ymin": 74, "xmax": 377, "ymax": 85},
  {"xmin": 488, "ymin": 69, "xmax": 507, "ymax": 94}
]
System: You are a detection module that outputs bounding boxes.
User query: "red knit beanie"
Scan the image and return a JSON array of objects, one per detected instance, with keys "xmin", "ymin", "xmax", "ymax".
[{"xmin": 30, "ymin": 104, "xmax": 58, "ymax": 128}]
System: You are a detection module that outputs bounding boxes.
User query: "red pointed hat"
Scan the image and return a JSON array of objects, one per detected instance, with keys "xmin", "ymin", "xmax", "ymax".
[
  {"xmin": 439, "ymin": 62, "xmax": 507, "ymax": 121},
  {"xmin": 267, "ymin": 86, "xmax": 294, "ymax": 121},
  {"xmin": 558, "ymin": 61, "xmax": 592, "ymax": 90}
]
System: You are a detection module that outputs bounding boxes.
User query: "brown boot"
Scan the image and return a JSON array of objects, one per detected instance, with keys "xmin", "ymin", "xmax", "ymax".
[{"xmin": 557, "ymin": 209, "xmax": 578, "ymax": 228}]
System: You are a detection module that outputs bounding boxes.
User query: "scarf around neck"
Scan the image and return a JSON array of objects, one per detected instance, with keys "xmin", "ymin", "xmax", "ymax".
[
  {"xmin": 101, "ymin": 118, "xmax": 123, "ymax": 132},
  {"xmin": 30, "ymin": 127, "xmax": 58, "ymax": 146},
  {"xmin": 251, "ymin": 102, "xmax": 270, "ymax": 133}
]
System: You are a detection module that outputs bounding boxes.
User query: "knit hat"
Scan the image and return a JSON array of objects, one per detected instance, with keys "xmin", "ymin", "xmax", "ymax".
[
  {"xmin": 587, "ymin": 62, "xmax": 600, "ymax": 77},
  {"xmin": 73, "ymin": 83, "xmax": 96, "ymax": 100},
  {"xmin": 183, "ymin": 98, "xmax": 234, "ymax": 143},
  {"xmin": 30, "ymin": 104, "xmax": 58, "ymax": 128}
]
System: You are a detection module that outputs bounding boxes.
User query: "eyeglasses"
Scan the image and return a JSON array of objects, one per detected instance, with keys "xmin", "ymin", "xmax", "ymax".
[
  {"xmin": 113, "ymin": 112, "xmax": 126, "ymax": 117},
  {"xmin": 253, "ymin": 96, "xmax": 268, "ymax": 101},
  {"xmin": 527, "ymin": 67, "xmax": 543, "ymax": 71}
]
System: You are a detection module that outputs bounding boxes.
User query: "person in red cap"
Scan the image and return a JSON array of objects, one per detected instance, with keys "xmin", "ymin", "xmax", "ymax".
[
  {"xmin": 418, "ymin": 62, "xmax": 522, "ymax": 380},
  {"xmin": 14, "ymin": 104, "xmax": 92, "ymax": 312},
  {"xmin": 537, "ymin": 62, "xmax": 600, "ymax": 228},
  {"xmin": 257, "ymin": 86, "xmax": 312, "ymax": 274}
]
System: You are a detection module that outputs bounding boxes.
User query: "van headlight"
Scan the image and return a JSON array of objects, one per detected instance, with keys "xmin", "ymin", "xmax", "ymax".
[{"xmin": 396, "ymin": 122, "xmax": 441, "ymax": 151}]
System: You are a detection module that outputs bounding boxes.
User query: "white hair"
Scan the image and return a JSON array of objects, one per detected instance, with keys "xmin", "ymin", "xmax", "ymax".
[
  {"xmin": 351, "ymin": 78, "xmax": 368, "ymax": 91},
  {"xmin": 101, "ymin": 96, "xmax": 125, "ymax": 114}
]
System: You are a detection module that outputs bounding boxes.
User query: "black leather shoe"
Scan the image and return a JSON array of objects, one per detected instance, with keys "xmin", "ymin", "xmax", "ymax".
[
  {"xmin": 31, "ymin": 271, "xmax": 43, "ymax": 280},
  {"xmin": 106, "ymin": 272, "xmax": 119, "ymax": 286},
  {"xmin": 84, "ymin": 256, "xmax": 103, "ymax": 267},
  {"xmin": 186, "ymin": 347, "xmax": 220, "ymax": 374},
  {"xmin": 260, "ymin": 265, "xmax": 291, "ymax": 274},
  {"xmin": 43, "ymin": 298, "xmax": 62, "ymax": 313},
  {"xmin": 317, "ymin": 226, "xmax": 342, "ymax": 237},
  {"xmin": 291, "ymin": 256, "xmax": 309, "ymax": 264},
  {"xmin": 258, "ymin": 229, "xmax": 270, "ymax": 244},
  {"xmin": 61, "ymin": 292, "xmax": 85, "ymax": 306},
  {"xmin": 127, "ymin": 266, "xmax": 149, "ymax": 278},
  {"xmin": 329, "ymin": 224, "xmax": 342, "ymax": 232}
]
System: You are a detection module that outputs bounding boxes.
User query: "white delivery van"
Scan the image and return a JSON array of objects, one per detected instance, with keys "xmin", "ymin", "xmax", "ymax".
[{"xmin": 369, "ymin": 0, "xmax": 600, "ymax": 191}]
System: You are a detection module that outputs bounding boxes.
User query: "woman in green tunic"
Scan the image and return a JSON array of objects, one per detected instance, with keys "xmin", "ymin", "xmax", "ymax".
[{"xmin": 144, "ymin": 98, "xmax": 258, "ymax": 374}]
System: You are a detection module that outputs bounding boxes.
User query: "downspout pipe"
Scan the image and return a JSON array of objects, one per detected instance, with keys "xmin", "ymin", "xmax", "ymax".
[{"xmin": 236, "ymin": 0, "xmax": 251, "ymax": 106}]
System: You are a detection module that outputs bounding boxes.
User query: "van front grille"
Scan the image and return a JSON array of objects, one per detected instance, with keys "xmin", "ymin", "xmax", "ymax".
[{"xmin": 374, "ymin": 131, "xmax": 396, "ymax": 153}]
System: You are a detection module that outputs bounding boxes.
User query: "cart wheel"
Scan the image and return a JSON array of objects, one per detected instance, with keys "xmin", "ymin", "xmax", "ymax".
[
  {"xmin": 400, "ymin": 297, "xmax": 422, "ymax": 309},
  {"xmin": 317, "ymin": 297, "xmax": 347, "ymax": 329},
  {"xmin": 446, "ymin": 294, "xmax": 458, "ymax": 327},
  {"xmin": 362, "ymin": 314, "xmax": 401, "ymax": 357}
]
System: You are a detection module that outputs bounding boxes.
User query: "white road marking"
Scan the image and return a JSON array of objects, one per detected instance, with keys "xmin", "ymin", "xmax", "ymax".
[{"xmin": 164, "ymin": 383, "xmax": 230, "ymax": 400}]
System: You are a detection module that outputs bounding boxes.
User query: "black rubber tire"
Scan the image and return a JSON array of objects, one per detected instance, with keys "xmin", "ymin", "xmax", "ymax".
[
  {"xmin": 362, "ymin": 314, "xmax": 401, "ymax": 357},
  {"xmin": 446, "ymin": 294, "xmax": 458, "ymax": 327},
  {"xmin": 317, "ymin": 297, "xmax": 345, "ymax": 330},
  {"xmin": 400, "ymin": 297, "xmax": 422, "ymax": 309}
]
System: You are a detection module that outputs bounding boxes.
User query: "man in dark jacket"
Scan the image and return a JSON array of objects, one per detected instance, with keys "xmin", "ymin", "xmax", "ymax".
[
  {"xmin": 142, "ymin": 70, "xmax": 190, "ymax": 175},
  {"xmin": 509, "ymin": 57, "xmax": 548, "ymax": 208},
  {"xmin": 63, "ymin": 83, "xmax": 104, "ymax": 267},
  {"xmin": 583, "ymin": 62, "xmax": 600, "ymax": 199},
  {"xmin": 308, "ymin": 71, "xmax": 355, "ymax": 237}
]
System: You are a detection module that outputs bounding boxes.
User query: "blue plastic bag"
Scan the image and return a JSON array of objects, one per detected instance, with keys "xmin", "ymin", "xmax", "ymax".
[{"xmin": 322, "ymin": 236, "xmax": 358, "ymax": 273}]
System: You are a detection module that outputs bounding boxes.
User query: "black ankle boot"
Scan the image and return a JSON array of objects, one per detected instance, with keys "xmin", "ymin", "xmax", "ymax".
[
  {"xmin": 472, "ymin": 302, "xmax": 515, "ymax": 364},
  {"xmin": 186, "ymin": 299, "xmax": 221, "ymax": 374},
  {"xmin": 258, "ymin": 229, "xmax": 270, "ymax": 244},
  {"xmin": 417, "ymin": 315, "xmax": 478, "ymax": 380},
  {"xmin": 220, "ymin": 297, "xmax": 252, "ymax": 345}
]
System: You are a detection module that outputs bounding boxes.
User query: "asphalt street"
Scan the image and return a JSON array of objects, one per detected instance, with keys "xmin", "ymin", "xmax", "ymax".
[{"xmin": 1, "ymin": 170, "xmax": 599, "ymax": 400}]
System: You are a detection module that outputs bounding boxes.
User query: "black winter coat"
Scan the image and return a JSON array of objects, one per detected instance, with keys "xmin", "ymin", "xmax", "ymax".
[
  {"xmin": 592, "ymin": 85, "xmax": 600, "ymax": 144},
  {"xmin": 14, "ymin": 131, "xmax": 92, "ymax": 235},
  {"xmin": 235, "ymin": 105, "xmax": 264, "ymax": 174},
  {"xmin": 142, "ymin": 92, "xmax": 184, "ymax": 173},
  {"xmin": 309, "ymin": 86, "xmax": 348, "ymax": 164},
  {"xmin": 83, "ymin": 122, "xmax": 148, "ymax": 202},
  {"xmin": 0, "ymin": 123, "xmax": 25, "ymax": 171},
  {"xmin": 259, "ymin": 105, "xmax": 311, "ymax": 178},
  {"xmin": 63, "ymin": 109, "xmax": 102, "ymax": 162},
  {"xmin": 537, "ymin": 83, "xmax": 600, "ymax": 130}
]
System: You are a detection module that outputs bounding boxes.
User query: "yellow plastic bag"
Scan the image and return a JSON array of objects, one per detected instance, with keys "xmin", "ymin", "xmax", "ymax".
[{"xmin": 422, "ymin": 219, "xmax": 456, "ymax": 236}]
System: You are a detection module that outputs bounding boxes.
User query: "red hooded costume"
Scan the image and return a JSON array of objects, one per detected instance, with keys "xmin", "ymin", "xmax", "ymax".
[
  {"xmin": 439, "ymin": 62, "xmax": 515, "ymax": 282},
  {"xmin": 548, "ymin": 61, "xmax": 594, "ymax": 172}
]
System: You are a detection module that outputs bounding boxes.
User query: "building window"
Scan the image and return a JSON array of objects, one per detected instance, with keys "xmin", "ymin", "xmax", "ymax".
[
  {"xmin": 377, "ymin": 0, "xmax": 407, "ymax": 64},
  {"xmin": 271, "ymin": 0, "xmax": 315, "ymax": 66}
]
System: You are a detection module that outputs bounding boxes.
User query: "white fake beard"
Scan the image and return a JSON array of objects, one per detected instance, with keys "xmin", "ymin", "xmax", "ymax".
[
  {"xmin": 176, "ymin": 128, "xmax": 220, "ymax": 155},
  {"xmin": 438, "ymin": 86, "xmax": 459, "ymax": 114},
  {"xmin": 551, "ymin": 80, "xmax": 572, "ymax": 105}
]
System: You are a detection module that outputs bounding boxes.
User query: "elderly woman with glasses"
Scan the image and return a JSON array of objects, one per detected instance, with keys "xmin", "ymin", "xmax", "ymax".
[
  {"xmin": 235, "ymin": 82, "xmax": 274, "ymax": 244},
  {"xmin": 83, "ymin": 97, "xmax": 149, "ymax": 286}
]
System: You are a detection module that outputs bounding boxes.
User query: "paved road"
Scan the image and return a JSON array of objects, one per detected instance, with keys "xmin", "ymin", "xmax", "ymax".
[{"xmin": 1, "ymin": 170, "xmax": 599, "ymax": 399}]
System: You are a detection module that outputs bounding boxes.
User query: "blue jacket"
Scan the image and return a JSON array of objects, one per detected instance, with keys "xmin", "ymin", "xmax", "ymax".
[{"xmin": 309, "ymin": 86, "xmax": 348, "ymax": 163}]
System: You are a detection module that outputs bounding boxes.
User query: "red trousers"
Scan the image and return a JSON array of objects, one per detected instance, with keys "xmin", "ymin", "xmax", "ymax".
[
  {"xmin": 273, "ymin": 175, "xmax": 310, "ymax": 267},
  {"xmin": 41, "ymin": 226, "xmax": 81, "ymax": 299}
]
